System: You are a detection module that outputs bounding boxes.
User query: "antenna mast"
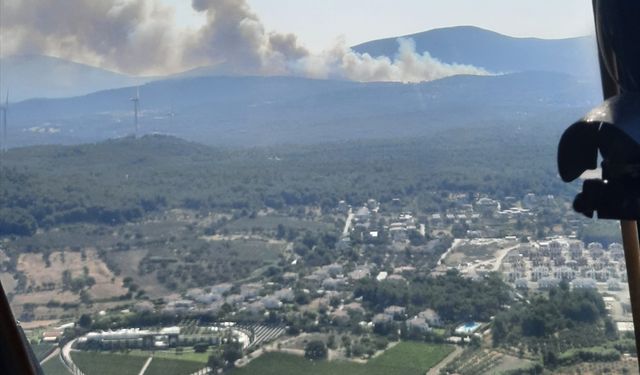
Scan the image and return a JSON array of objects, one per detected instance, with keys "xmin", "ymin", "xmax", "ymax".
[
  {"xmin": 1, "ymin": 91, "xmax": 7, "ymax": 152},
  {"xmin": 131, "ymin": 87, "xmax": 140, "ymax": 137}
]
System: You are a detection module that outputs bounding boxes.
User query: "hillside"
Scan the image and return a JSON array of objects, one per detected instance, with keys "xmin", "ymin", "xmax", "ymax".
[
  {"xmin": 0, "ymin": 128, "xmax": 573, "ymax": 236},
  {"xmin": 1, "ymin": 27, "xmax": 598, "ymax": 102},
  {"xmin": 0, "ymin": 55, "xmax": 150, "ymax": 101},
  {"xmin": 7, "ymin": 71, "xmax": 600, "ymax": 148}
]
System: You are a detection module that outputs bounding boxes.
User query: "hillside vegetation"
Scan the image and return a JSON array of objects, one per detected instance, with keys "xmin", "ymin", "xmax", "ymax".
[{"xmin": 1, "ymin": 128, "xmax": 573, "ymax": 237}]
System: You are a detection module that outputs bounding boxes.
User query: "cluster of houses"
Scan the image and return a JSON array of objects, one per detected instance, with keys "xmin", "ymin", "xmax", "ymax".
[
  {"xmin": 372, "ymin": 306, "xmax": 443, "ymax": 334},
  {"xmin": 341, "ymin": 199, "xmax": 425, "ymax": 244},
  {"xmin": 502, "ymin": 239, "xmax": 627, "ymax": 291},
  {"xmin": 429, "ymin": 193, "xmax": 557, "ymax": 235},
  {"xmin": 159, "ymin": 281, "xmax": 299, "ymax": 317}
]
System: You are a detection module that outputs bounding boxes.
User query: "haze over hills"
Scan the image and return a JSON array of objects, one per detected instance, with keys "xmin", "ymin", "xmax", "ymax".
[
  {"xmin": 0, "ymin": 55, "xmax": 151, "ymax": 102},
  {"xmin": 2, "ymin": 26, "xmax": 598, "ymax": 102},
  {"xmin": 8, "ymin": 71, "xmax": 599, "ymax": 148},
  {"xmin": 0, "ymin": 26, "xmax": 603, "ymax": 148},
  {"xmin": 353, "ymin": 26, "xmax": 599, "ymax": 77}
]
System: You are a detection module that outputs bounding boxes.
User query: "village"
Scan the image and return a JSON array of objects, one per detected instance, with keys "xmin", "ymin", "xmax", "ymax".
[{"xmin": 27, "ymin": 190, "xmax": 636, "ymax": 375}]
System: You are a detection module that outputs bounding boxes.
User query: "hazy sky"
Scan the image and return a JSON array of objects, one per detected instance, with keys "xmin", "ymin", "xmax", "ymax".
[
  {"xmin": 164, "ymin": 0, "xmax": 595, "ymax": 51},
  {"xmin": 1, "ymin": 0, "xmax": 595, "ymax": 77}
]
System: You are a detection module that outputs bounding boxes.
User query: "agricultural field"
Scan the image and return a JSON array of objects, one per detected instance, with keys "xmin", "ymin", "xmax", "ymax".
[
  {"xmin": 554, "ymin": 360, "xmax": 640, "ymax": 375},
  {"xmin": 138, "ymin": 237, "xmax": 285, "ymax": 290},
  {"xmin": 31, "ymin": 342, "xmax": 56, "ymax": 361},
  {"xmin": 143, "ymin": 357, "xmax": 205, "ymax": 375},
  {"xmin": 126, "ymin": 348, "xmax": 210, "ymax": 363},
  {"xmin": 221, "ymin": 215, "xmax": 335, "ymax": 233},
  {"xmin": 16, "ymin": 249, "xmax": 127, "ymax": 297},
  {"xmin": 71, "ymin": 351, "xmax": 149, "ymax": 375},
  {"xmin": 4, "ymin": 207, "xmax": 295, "ymax": 319},
  {"xmin": 42, "ymin": 357, "xmax": 71, "ymax": 375},
  {"xmin": 442, "ymin": 348, "xmax": 535, "ymax": 375},
  {"xmin": 69, "ymin": 349, "xmax": 208, "ymax": 375},
  {"xmin": 0, "ymin": 271, "xmax": 17, "ymax": 294},
  {"xmin": 232, "ymin": 342, "xmax": 453, "ymax": 375}
]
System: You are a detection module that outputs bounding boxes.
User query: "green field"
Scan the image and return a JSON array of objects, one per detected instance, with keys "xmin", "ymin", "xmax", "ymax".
[
  {"xmin": 71, "ymin": 352, "xmax": 148, "ymax": 375},
  {"xmin": 127, "ymin": 349, "xmax": 210, "ymax": 363},
  {"xmin": 143, "ymin": 357, "xmax": 205, "ymax": 375},
  {"xmin": 223, "ymin": 216, "xmax": 333, "ymax": 232},
  {"xmin": 31, "ymin": 343, "xmax": 56, "ymax": 361},
  {"xmin": 232, "ymin": 342, "xmax": 453, "ymax": 375},
  {"xmin": 42, "ymin": 357, "xmax": 70, "ymax": 375},
  {"xmin": 69, "ymin": 351, "xmax": 205, "ymax": 375}
]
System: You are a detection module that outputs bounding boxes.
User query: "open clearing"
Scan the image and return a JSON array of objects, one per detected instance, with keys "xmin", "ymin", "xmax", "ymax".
[
  {"xmin": 232, "ymin": 341, "xmax": 453, "ymax": 375},
  {"xmin": 222, "ymin": 216, "xmax": 333, "ymax": 233},
  {"xmin": 17, "ymin": 249, "xmax": 127, "ymax": 299},
  {"xmin": 126, "ymin": 348, "xmax": 210, "ymax": 363},
  {"xmin": 70, "ymin": 351, "xmax": 204, "ymax": 375},
  {"xmin": 71, "ymin": 351, "xmax": 148, "ymax": 375},
  {"xmin": 143, "ymin": 357, "xmax": 205, "ymax": 375},
  {"xmin": 42, "ymin": 356, "xmax": 70, "ymax": 375},
  {"xmin": 0, "ymin": 272, "xmax": 17, "ymax": 294}
]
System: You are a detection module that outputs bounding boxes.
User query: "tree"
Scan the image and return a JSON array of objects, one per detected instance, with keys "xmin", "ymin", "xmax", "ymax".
[
  {"xmin": 304, "ymin": 340, "xmax": 327, "ymax": 360},
  {"xmin": 543, "ymin": 349, "xmax": 558, "ymax": 368},
  {"xmin": 327, "ymin": 334, "xmax": 337, "ymax": 349},
  {"xmin": 223, "ymin": 342, "xmax": 243, "ymax": 366},
  {"xmin": 194, "ymin": 342, "xmax": 209, "ymax": 353},
  {"xmin": 78, "ymin": 313, "xmax": 92, "ymax": 329},
  {"xmin": 492, "ymin": 318, "xmax": 507, "ymax": 347},
  {"xmin": 208, "ymin": 352, "xmax": 224, "ymax": 371}
]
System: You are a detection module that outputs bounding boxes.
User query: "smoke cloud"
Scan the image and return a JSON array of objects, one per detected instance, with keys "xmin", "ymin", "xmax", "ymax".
[{"xmin": 1, "ymin": 0, "xmax": 489, "ymax": 81}]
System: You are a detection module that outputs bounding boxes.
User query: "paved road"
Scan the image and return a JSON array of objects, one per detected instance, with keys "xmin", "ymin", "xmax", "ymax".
[
  {"xmin": 437, "ymin": 239, "xmax": 463, "ymax": 266},
  {"xmin": 138, "ymin": 356, "xmax": 153, "ymax": 375},
  {"xmin": 40, "ymin": 347, "xmax": 60, "ymax": 365},
  {"xmin": 60, "ymin": 338, "xmax": 78, "ymax": 374},
  {"xmin": 426, "ymin": 345, "xmax": 463, "ymax": 375},
  {"xmin": 342, "ymin": 209, "xmax": 354, "ymax": 237}
]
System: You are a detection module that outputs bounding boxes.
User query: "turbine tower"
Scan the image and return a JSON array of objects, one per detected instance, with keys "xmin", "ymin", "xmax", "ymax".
[
  {"xmin": 131, "ymin": 87, "xmax": 140, "ymax": 137},
  {"xmin": 0, "ymin": 91, "xmax": 7, "ymax": 152}
]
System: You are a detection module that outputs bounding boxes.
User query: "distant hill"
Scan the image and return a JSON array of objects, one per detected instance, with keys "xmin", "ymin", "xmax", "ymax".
[
  {"xmin": 2, "ymin": 27, "xmax": 600, "ymax": 102},
  {"xmin": 7, "ymin": 71, "xmax": 600, "ymax": 147},
  {"xmin": 0, "ymin": 55, "xmax": 151, "ymax": 101},
  {"xmin": 352, "ymin": 26, "xmax": 599, "ymax": 77}
]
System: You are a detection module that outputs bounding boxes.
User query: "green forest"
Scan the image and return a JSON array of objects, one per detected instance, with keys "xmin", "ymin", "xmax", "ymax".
[
  {"xmin": 491, "ymin": 284, "xmax": 629, "ymax": 367},
  {"xmin": 0, "ymin": 128, "xmax": 573, "ymax": 236},
  {"xmin": 354, "ymin": 271, "xmax": 511, "ymax": 323}
]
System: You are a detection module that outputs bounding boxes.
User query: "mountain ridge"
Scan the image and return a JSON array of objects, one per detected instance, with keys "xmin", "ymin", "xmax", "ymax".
[
  {"xmin": 7, "ymin": 71, "xmax": 599, "ymax": 148},
  {"xmin": 352, "ymin": 25, "xmax": 598, "ymax": 76},
  {"xmin": 2, "ymin": 26, "xmax": 598, "ymax": 102}
]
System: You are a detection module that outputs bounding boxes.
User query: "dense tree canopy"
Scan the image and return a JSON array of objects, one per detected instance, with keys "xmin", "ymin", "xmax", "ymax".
[
  {"xmin": 492, "ymin": 285, "xmax": 611, "ymax": 354},
  {"xmin": 354, "ymin": 271, "xmax": 510, "ymax": 323},
  {"xmin": 0, "ymin": 132, "xmax": 574, "ymax": 236}
]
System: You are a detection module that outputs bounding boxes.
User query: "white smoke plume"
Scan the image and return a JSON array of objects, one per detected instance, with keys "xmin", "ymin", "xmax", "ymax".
[{"xmin": 0, "ymin": 0, "xmax": 489, "ymax": 81}]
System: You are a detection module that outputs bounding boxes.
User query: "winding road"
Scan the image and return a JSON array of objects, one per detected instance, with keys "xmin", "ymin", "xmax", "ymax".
[{"xmin": 342, "ymin": 208, "xmax": 354, "ymax": 237}]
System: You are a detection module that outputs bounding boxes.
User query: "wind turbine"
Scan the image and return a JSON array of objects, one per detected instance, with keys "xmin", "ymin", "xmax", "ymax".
[
  {"xmin": 0, "ymin": 91, "xmax": 7, "ymax": 152},
  {"xmin": 168, "ymin": 104, "xmax": 176, "ymax": 128},
  {"xmin": 131, "ymin": 87, "xmax": 140, "ymax": 137}
]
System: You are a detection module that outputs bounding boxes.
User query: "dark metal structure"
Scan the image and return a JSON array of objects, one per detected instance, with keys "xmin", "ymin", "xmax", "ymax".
[
  {"xmin": 558, "ymin": 1, "xmax": 640, "ymax": 369},
  {"xmin": 0, "ymin": 281, "xmax": 43, "ymax": 374}
]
